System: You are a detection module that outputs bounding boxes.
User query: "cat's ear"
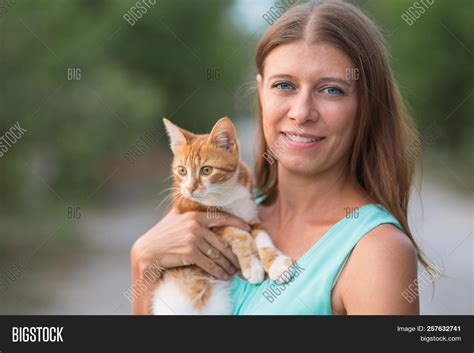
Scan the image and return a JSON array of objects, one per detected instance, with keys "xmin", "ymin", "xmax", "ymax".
[
  {"xmin": 208, "ymin": 117, "xmax": 237, "ymax": 152},
  {"xmin": 163, "ymin": 118, "xmax": 194, "ymax": 154}
]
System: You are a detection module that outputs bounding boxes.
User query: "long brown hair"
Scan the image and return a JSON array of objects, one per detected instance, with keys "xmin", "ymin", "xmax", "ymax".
[{"xmin": 254, "ymin": 0, "xmax": 432, "ymax": 270}]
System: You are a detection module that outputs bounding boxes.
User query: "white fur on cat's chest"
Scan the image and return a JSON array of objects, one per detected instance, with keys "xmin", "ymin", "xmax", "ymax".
[
  {"xmin": 202, "ymin": 169, "xmax": 258, "ymax": 222},
  {"xmin": 221, "ymin": 191, "xmax": 258, "ymax": 223}
]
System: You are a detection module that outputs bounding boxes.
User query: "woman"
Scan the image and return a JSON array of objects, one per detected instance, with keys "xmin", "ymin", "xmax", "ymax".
[{"xmin": 131, "ymin": 0, "xmax": 428, "ymax": 315}]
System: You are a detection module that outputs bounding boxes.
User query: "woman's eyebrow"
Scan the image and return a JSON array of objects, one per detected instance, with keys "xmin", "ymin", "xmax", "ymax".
[
  {"xmin": 318, "ymin": 77, "xmax": 353, "ymax": 87},
  {"xmin": 267, "ymin": 74, "xmax": 354, "ymax": 87},
  {"xmin": 267, "ymin": 74, "xmax": 295, "ymax": 81}
]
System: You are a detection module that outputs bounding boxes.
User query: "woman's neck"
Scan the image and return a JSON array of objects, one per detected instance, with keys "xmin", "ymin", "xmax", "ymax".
[{"xmin": 270, "ymin": 162, "xmax": 368, "ymax": 227}]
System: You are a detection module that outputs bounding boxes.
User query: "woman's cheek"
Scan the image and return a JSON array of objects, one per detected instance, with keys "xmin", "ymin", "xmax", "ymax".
[
  {"xmin": 323, "ymin": 104, "xmax": 357, "ymax": 152},
  {"xmin": 262, "ymin": 98, "xmax": 286, "ymax": 141},
  {"xmin": 326, "ymin": 100, "xmax": 357, "ymax": 131},
  {"xmin": 264, "ymin": 96, "xmax": 286, "ymax": 120},
  {"xmin": 263, "ymin": 119, "xmax": 278, "ymax": 148}
]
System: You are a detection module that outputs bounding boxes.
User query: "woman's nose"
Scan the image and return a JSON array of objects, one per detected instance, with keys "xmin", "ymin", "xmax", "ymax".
[{"xmin": 287, "ymin": 89, "xmax": 319, "ymax": 124}]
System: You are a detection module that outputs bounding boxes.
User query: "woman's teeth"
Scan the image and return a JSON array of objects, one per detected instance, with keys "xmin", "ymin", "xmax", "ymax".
[{"xmin": 283, "ymin": 132, "xmax": 323, "ymax": 143}]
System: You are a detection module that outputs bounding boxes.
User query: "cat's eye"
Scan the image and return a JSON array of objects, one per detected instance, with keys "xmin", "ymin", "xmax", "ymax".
[
  {"xmin": 201, "ymin": 166, "xmax": 213, "ymax": 175},
  {"xmin": 177, "ymin": 166, "xmax": 187, "ymax": 176}
]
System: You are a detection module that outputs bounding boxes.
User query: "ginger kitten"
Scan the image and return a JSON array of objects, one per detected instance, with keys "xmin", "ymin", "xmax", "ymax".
[{"xmin": 151, "ymin": 117, "xmax": 293, "ymax": 315}]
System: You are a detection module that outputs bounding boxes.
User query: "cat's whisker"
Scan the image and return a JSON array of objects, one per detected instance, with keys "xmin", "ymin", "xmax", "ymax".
[
  {"xmin": 209, "ymin": 185, "xmax": 238, "ymax": 193},
  {"xmin": 157, "ymin": 199, "xmax": 174, "ymax": 213},
  {"xmin": 206, "ymin": 194, "xmax": 220, "ymax": 203},
  {"xmin": 161, "ymin": 174, "xmax": 174, "ymax": 183},
  {"xmin": 156, "ymin": 195, "xmax": 172, "ymax": 211},
  {"xmin": 156, "ymin": 190, "xmax": 182, "ymax": 211},
  {"xmin": 164, "ymin": 193, "xmax": 184, "ymax": 210},
  {"xmin": 207, "ymin": 191, "xmax": 220, "ymax": 197},
  {"xmin": 159, "ymin": 186, "xmax": 179, "ymax": 196}
]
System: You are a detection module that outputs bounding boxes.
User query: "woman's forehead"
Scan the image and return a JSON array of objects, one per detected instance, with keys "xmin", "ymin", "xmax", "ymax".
[{"xmin": 263, "ymin": 41, "xmax": 355, "ymax": 81}]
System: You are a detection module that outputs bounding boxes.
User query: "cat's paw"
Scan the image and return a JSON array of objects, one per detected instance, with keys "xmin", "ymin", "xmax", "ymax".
[
  {"xmin": 269, "ymin": 255, "xmax": 294, "ymax": 284},
  {"xmin": 242, "ymin": 256, "xmax": 265, "ymax": 284}
]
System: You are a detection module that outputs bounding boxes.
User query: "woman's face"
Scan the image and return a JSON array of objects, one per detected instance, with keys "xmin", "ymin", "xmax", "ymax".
[{"xmin": 257, "ymin": 41, "xmax": 359, "ymax": 176}]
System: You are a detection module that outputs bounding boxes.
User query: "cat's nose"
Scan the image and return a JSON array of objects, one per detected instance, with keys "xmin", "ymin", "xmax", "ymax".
[{"xmin": 186, "ymin": 185, "xmax": 198, "ymax": 194}]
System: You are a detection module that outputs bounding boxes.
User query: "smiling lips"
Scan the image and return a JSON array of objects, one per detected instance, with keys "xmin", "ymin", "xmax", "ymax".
[{"xmin": 281, "ymin": 131, "xmax": 325, "ymax": 148}]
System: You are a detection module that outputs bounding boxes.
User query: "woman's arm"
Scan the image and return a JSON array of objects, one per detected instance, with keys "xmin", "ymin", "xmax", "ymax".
[
  {"xmin": 339, "ymin": 224, "xmax": 420, "ymax": 315},
  {"xmin": 130, "ymin": 243, "xmax": 158, "ymax": 314},
  {"xmin": 130, "ymin": 208, "xmax": 249, "ymax": 315}
]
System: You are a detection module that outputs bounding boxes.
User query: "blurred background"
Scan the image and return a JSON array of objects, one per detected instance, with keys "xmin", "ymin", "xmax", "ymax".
[{"xmin": 0, "ymin": 0, "xmax": 472, "ymax": 314}]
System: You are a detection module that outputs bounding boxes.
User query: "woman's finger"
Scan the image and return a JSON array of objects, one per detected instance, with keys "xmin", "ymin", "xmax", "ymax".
[
  {"xmin": 195, "ymin": 237, "xmax": 237, "ymax": 276},
  {"xmin": 198, "ymin": 212, "xmax": 251, "ymax": 232},
  {"xmin": 193, "ymin": 251, "xmax": 229, "ymax": 280},
  {"xmin": 201, "ymin": 229, "xmax": 240, "ymax": 270}
]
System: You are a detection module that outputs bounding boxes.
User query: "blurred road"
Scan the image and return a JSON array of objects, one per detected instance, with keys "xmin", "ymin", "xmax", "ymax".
[{"xmin": 22, "ymin": 178, "xmax": 470, "ymax": 315}]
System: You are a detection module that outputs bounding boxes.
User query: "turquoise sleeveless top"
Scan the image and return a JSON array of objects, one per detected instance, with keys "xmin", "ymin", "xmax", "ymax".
[{"xmin": 230, "ymin": 195, "xmax": 402, "ymax": 315}]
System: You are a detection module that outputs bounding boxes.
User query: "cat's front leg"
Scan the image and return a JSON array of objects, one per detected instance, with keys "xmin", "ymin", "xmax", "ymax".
[
  {"xmin": 250, "ymin": 221, "xmax": 295, "ymax": 284},
  {"xmin": 214, "ymin": 226, "xmax": 265, "ymax": 284}
]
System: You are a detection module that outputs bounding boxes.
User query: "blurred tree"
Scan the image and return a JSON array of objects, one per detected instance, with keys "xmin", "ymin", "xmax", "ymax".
[
  {"xmin": 0, "ymin": 0, "xmax": 250, "ymax": 213},
  {"xmin": 0, "ymin": 0, "xmax": 472, "ymax": 215},
  {"xmin": 361, "ymin": 0, "xmax": 473, "ymax": 173}
]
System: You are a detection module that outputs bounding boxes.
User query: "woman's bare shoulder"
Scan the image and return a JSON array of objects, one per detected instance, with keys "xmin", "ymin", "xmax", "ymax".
[
  {"xmin": 335, "ymin": 224, "xmax": 419, "ymax": 314},
  {"xmin": 355, "ymin": 223, "xmax": 417, "ymax": 260}
]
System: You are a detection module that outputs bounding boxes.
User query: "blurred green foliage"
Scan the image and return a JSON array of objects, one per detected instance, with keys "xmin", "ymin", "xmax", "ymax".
[
  {"xmin": 0, "ymin": 0, "xmax": 251, "ymax": 214},
  {"xmin": 0, "ymin": 0, "xmax": 472, "ymax": 216},
  {"xmin": 361, "ymin": 0, "xmax": 473, "ymax": 184}
]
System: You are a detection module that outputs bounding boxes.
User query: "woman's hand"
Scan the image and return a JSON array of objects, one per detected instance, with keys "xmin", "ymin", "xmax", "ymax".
[
  {"xmin": 130, "ymin": 208, "xmax": 251, "ymax": 314},
  {"xmin": 132, "ymin": 208, "xmax": 250, "ymax": 280}
]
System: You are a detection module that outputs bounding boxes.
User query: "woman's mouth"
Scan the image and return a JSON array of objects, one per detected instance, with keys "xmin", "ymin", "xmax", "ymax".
[{"xmin": 280, "ymin": 132, "xmax": 325, "ymax": 148}]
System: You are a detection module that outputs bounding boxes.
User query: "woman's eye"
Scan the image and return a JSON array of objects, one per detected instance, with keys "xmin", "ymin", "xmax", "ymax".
[
  {"xmin": 272, "ymin": 82, "xmax": 294, "ymax": 90},
  {"xmin": 323, "ymin": 86, "xmax": 344, "ymax": 95},
  {"xmin": 177, "ymin": 166, "xmax": 187, "ymax": 176},
  {"xmin": 201, "ymin": 166, "xmax": 213, "ymax": 175}
]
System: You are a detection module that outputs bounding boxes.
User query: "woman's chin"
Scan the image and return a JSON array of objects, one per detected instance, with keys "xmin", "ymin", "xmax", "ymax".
[{"xmin": 278, "ymin": 158, "xmax": 323, "ymax": 176}]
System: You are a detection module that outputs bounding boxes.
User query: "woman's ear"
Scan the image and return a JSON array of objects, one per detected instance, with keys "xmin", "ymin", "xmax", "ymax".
[{"xmin": 256, "ymin": 74, "xmax": 263, "ymax": 98}]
